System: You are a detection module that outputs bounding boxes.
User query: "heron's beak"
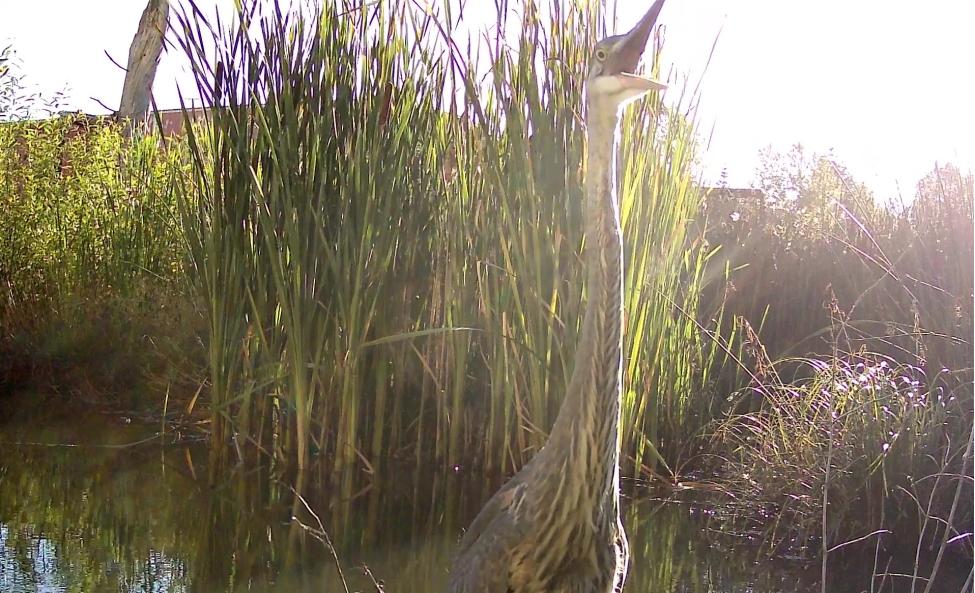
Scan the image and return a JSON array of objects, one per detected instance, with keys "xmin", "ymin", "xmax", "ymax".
[{"xmin": 615, "ymin": 0, "xmax": 666, "ymax": 93}]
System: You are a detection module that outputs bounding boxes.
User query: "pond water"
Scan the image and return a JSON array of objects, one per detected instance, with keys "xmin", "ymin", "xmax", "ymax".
[{"xmin": 0, "ymin": 409, "xmax": 965, "ymax": 592}]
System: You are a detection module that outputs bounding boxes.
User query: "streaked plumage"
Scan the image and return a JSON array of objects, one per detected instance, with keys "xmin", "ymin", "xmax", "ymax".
[{"xmin": 446, "ymin": 3, "xmax": 668, "ymax": 592}]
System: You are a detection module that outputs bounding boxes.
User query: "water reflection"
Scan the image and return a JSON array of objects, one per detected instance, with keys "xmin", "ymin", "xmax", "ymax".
[{"xmin": 0, "ymin": 411, "xmax": 961, "ymax": 592}]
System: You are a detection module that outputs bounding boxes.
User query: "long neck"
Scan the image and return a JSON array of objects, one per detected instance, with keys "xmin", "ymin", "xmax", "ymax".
[{"xmin": 544, "ymin": 103, "xmax": 624, "ymax": 513}]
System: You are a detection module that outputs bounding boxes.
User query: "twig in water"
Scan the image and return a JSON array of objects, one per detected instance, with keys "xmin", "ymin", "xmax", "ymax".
[
  {"xmin": 362, "ymin": 564, "xmax": 386, "ymax": 592},
  {"xmin": 288, "ymin": 487, "xmax": 350, "ymax": 593}
]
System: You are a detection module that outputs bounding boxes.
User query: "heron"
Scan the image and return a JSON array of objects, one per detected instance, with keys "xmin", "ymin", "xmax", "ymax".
[{"xmin": 446, "ymin": 2, "xmax": 667, "ymax": 592}]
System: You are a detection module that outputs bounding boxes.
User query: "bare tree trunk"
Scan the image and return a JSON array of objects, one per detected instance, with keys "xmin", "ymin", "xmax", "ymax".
[{"xmin": 118, "ymin": 0, "xmax": 169, "ymax": 136}]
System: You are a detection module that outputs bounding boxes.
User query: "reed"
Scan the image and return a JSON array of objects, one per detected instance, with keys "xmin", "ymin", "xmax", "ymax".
[{"xmin": 173, "ymin": 0, "xmax": 713, "ymax": 481}]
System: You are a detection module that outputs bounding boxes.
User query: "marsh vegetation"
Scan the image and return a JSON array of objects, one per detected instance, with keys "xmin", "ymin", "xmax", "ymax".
[{"xmin": 0, "ymin": 1, "xmax": 971, "ymax": 591}]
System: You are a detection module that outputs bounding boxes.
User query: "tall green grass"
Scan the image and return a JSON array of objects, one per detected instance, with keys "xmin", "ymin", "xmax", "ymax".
[
  {"xmin": 0, "ymin": 116, "xmax": 183, "ymax": 315},
  {"xmin": 0, "ymin": 116, "xmax": 191, "ymax": 398},
  {"xmin": 173, "ymin": 0, "xmax": 714, "ymax": 481}
]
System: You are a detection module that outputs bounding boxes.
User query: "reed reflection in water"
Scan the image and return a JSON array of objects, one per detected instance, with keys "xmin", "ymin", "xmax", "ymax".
[{"xmin": 1, "ymin": 410, "xmax": 935, "ymax": 593}]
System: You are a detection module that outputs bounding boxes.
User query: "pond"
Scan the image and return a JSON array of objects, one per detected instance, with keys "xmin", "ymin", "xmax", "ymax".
[{"xmin": 0, "ymin": 407, "xmax": 964, "ymax": 592}]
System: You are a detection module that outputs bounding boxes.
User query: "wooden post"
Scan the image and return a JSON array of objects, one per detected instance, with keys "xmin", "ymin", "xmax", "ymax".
[{"xmin": 118, "ymin": 0, "xmax": 169, "ymax": 136}]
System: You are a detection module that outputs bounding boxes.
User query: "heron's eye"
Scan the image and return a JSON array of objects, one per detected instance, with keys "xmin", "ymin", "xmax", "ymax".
[{"xmin": 594, "ymin": 48, "xmax": 607, "ymax": 62}]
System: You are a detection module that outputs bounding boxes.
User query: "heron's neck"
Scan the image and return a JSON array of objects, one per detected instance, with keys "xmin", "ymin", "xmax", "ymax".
[
  {"xmin": 545, "ymin": 104, "xmax": 624, "ymax": 513},
  {"xmin": 583, "ymin": 110, "xmax": 623, "ymax": 260}
]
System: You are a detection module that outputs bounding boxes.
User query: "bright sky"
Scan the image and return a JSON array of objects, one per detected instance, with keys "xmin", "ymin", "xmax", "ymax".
[{"xmin": 2, "ymin": 0, "xmax": 972, "ymax": 199}]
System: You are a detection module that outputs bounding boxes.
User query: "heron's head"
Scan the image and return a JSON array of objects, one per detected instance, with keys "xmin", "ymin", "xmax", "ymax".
[{"xmin": 586, "ymin": 0, "xmax": 666, "ymax": 112}]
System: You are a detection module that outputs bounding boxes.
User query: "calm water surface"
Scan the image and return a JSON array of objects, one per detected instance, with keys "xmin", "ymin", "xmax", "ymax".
[{"xmin": 0, "ymin": 409, "xmax": 964, "ymax": 592}]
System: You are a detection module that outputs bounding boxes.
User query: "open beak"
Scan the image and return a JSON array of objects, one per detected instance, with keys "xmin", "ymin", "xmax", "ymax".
[{"xmin": 616, "ymin": 0, "xmax": 667, "ymax": 93}]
